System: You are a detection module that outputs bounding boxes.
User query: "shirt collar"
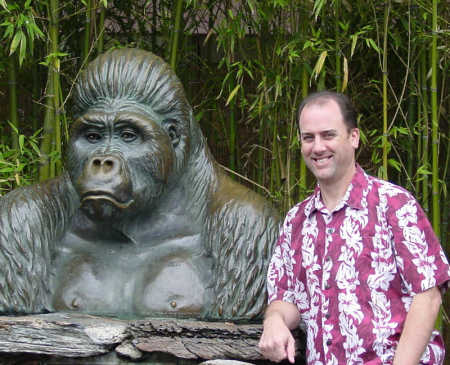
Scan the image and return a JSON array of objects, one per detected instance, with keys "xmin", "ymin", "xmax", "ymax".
[{"xmin": 305, "ymin": 163, "xmax": 368, "ymax": 217}]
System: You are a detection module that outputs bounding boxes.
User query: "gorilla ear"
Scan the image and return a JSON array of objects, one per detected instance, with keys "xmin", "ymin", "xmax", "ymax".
[{"xmin": 165, "ymin": 123, "xmax": 180, "ymax": 148}]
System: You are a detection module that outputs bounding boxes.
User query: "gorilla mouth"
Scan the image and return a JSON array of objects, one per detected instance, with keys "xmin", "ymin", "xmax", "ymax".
[{"xmin": 80, "ymin": 192, "xmax": 134, "ymax": 209}]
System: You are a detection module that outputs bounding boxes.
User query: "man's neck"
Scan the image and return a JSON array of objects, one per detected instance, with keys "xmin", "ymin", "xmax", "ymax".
[
  {"xmin": 318, "ymin": 165, "xmax": 356, "ymax": 212},
  {"xmin": 320, "ymin": 185, "xmax": 349, "ymax": 212}
]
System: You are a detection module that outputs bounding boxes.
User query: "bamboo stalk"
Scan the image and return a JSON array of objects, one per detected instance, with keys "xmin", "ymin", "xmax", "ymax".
[
  {"xmin": 83, "ymin": 0, "xmax": 92, "ymax": 66},
  {"xmin": 381, "ymin": 2, "xmax": 390, "ymax": 181},
  {"xmin": 39, "ymin": 0, "xmax": 61, "ymax": 180},
  {"xmin": 39, "ymin": 71, "xmax": 54, "ymax": 181},
  {"xmin": 298, "ymin": 1, "xmax": 309, "ymax": 203},
  {"xmin": 418, "ymin": 6, "xmax": 430, "ymax": 214},
  {"xmin": 97, "ymin": 1, "xmax": 106, "ymax": 54},
  {"xmin": 430, "ymin": 0, "xmax": 442, "ymax": 333},
  {"xmin": 334, "ymin": 0, "xmax": 341, "ymax": 92},
  {"xmin": 7, "ymin": 53, "xmax": 19, "ymax": 151},
  {"xmin": 406, "ymin": 4, "xmax": 416, "ymax": 193},
  {"xmin": 169, "ymin": 0, "xmax": 184, "ymax": 71}
]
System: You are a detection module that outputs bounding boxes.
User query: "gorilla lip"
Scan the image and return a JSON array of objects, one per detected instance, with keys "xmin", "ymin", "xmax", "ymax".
[{"xmin": 80, "ymin": 192, "xmax": 134, "ymax": 209}]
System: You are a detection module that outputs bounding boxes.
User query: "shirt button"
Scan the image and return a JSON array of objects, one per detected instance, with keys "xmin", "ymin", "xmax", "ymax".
[
  {"xmin": 324, "ymin": 283, "xmax": 330, "ymax": 290},
  {"xmin": 326, "ymin": 340, "xmax": 332, "ymax": 346},
  {"xmin": 325, "ymin": 313, "xmax": 330, "ymax": 319},
  {"xmin": 327, "ymin": 228, "xmax": 335, "ymax": 234},
  {"xmin": 326, "ymin": 256, "xmax": 331, "ymax": 262}
]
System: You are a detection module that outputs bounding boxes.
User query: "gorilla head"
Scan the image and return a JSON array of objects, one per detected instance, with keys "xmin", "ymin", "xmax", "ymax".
[{"xmin": 68, "ymin": 49, "xmax": 192, "ymax": 222}]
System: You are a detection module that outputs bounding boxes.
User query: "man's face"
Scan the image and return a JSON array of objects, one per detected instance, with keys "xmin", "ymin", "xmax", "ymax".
[{"xmin": 299, "ymin": 99, "xmax": 359, "ymax": 188}]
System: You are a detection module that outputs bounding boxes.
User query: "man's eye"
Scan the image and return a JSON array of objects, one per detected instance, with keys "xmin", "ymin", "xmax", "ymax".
[
  {"xmin": 85, "ymin": 132, "xmax": 103, "ymax": 143},
  {"xmin": 302, "ymin": 136, "xmax": 314, "ymax": 142},
  {"xmin": 121, "ymin": 131, "xmax": 138, "ymax": 142},
  {"xmin": 324, "ymin": 133, "xmax": 336, "ymax": 139}
]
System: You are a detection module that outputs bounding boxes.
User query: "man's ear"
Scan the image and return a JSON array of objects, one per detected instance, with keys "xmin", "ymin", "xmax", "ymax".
[{"xmin": 351, "ymin": 128, "xmax": 360, "ymax": 149}]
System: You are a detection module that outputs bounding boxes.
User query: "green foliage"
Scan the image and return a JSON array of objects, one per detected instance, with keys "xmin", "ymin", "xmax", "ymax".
[
  {"xmin": 0, "ymin": 124, "xmax": 42, "ymax": 195},
  {"xmin": 0, "ymin": 0, "xmax": 44, "ymax": 65},
  {"xmin": 0, "ymin": 0, "xmax": 449, "ymax": 235}
]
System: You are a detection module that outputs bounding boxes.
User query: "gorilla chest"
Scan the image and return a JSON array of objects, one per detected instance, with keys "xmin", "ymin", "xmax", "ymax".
[{"xmin": 51, "ymin": 232, "xmax": 213, "ymax": 317}]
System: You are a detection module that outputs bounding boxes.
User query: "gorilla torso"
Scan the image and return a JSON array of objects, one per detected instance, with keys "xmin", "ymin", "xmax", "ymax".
[{"xmin": 52, "ymin": 213, "xmax": 213, "ymax": 317}]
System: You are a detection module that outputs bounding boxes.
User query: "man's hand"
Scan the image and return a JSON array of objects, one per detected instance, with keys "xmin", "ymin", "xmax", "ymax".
[{"xmin": 259, "ymin": 300, "xmax": 301, "ymax": 363}]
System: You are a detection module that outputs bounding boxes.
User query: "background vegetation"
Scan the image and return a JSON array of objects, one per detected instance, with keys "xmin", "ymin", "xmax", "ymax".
[{"xmin": 0, "ymin": 0, "xmax": 449, "ymax": 360}]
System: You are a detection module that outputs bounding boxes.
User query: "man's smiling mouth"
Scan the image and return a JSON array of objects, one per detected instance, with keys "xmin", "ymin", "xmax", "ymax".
[{"xmin": 314, "ymin": 157, "xmax": 331, "ymax": 163}]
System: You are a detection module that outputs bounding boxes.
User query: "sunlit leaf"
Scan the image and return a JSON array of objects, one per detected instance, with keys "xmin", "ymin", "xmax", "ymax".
[
  {"xmin": 342, "ymin": 56, "xmax": 348, "ymax": 92},
  {"xmin": 313, "ymin": 51, "xmax": 328, "ymax": 80},
  {"xmin": 10, "ymin": 30, "xmax": 24, "ymax": 54},
  {"xmin": 226, "ymin": 84, "xmax": 241, "ymax": 106}
]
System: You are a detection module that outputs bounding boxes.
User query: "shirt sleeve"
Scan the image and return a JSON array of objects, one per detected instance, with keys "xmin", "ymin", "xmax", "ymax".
[
  {"xmin": 267, "ymin": 204, "xmax": 308, "ymax": 310},
  {"xmin": 388, "ymin": 194, "xmax": 450, "ymax": 296}
]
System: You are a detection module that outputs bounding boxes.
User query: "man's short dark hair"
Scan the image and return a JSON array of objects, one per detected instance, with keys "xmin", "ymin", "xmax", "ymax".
[{"xmin": 297, "ymin": 91, "xmax": 358, "ymax": 132}]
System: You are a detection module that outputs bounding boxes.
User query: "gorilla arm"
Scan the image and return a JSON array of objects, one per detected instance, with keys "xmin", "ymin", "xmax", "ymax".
[
  {"xmin": 0, "ymin": 172, "xmax": 79, "ymax": 313},
  {"xmin": 206, "ymin": 172, "xmax": 279, "ymax": 320}
]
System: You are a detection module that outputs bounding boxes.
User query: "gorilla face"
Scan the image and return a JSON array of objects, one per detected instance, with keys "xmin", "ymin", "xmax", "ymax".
[{"xmin": 68, "ymin": 100, "xmax": 183, "ymax": 223}]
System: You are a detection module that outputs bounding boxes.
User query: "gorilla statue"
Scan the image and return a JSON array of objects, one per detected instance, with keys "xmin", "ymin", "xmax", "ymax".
[{"xmin": 0, "ymin": 48, "xmax": 279, "ymax": 320}]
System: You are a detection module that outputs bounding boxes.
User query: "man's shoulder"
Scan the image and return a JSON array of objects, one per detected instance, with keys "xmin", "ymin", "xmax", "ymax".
[
  {"xmin": 369, "ymin": 174, "xmax": 412, "ymax": 197},
  {"xmin": 282, "ymin": 194, "xmax": 315, "ymax": 224},
  {"xmin": 358, "ymin": 167, "xmax": 413, "ymax": 198}
]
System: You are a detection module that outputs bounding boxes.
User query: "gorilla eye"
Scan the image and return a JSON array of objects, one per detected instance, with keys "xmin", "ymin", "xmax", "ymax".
[
  {"xmin": 85, "ymin": 131, "xmax": 103, "ymax": 143},
  {"xmin": 166, "ymin": 124, "xmax": 180, "ymax": 147},
  {"xmin": 120, "ymin": 131, "xmax": 138, "ymax": 142}
]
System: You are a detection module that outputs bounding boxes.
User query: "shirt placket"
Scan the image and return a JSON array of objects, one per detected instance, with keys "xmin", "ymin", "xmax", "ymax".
[{"xmin": 318, "ymin": 211, "xmax": 336, "ymax": 363}]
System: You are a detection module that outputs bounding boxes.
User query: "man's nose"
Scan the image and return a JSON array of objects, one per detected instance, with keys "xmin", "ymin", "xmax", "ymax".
[{"xmin": 312, "ymin": 137, "xmax": 327, "ymax": 153}]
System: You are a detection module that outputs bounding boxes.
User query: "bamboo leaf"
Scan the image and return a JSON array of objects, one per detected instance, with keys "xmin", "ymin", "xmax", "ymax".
[
  {"xmin": 19, "ymin": 135, "xmax": 24, "ymax": 151},
  {"xmin": 2, "ymin": 24, "xmax": 15, "ymax": 40},
  {"xmin": 342, "ymin": 56, "xmax": 348, "ymax": 92},
  {"xmin": 302, "ymin": 40, "xmax": 311, "ymax": 50},
  {"xmin": 313, "ymin": 0, "xmax": 325, "ymax": 21},
  {"xmin": 417, "ymin": 165, "xmax": 432, "ymax": 175},
  {"xmin": 0, "ymin": 0, "xmax": 8, "ymax": 10},
  {"xmin": 313, "ymin": 51, "xmax": 328, "ymax": 80},
  {"xmin": 19, "ymin": 33, "xmax": 26, "ymax": 65},
  {"xmin": 367, "ymin": 38, "xmax": 381, "ymax": 53},
  {"xmin": 388, "ymin": 159, "xmax": 401, "ymax": 172},
  {"xmin": 226, "ymin": 84, "xmax": 241, "ymax": 106},
  {"xmin": 29, "ymin": 23, "xmax": 45, "ymax": 39},
  {"xmin": 10, "ymin": 30, "xmax": 24, "ymax": 54},
  {"xmin": 203, "ymin": 28, "xmax": 214, "ymax": 46},
  {"xmin": 350, "ymin": 34, "xmax": 358, "ymax": 58}
]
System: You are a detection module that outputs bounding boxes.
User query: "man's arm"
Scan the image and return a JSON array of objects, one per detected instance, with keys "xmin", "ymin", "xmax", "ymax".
[
  {"xmin": 259, "ymin": 300, "xmax": 301, "ymax": 363},
  {"xmin": 392, "ymin": 286, "xmax": 442, "ymax": 365}
]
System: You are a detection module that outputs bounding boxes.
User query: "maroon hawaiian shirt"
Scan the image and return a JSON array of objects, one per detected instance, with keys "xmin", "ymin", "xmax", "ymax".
[{"xmin": 268, "ymin": 164, "xmax": 450, "ymax": 365}]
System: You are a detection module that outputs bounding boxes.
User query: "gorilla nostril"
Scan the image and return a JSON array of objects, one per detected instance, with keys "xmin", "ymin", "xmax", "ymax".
[{"xmin": 89, "ymin": 156, "xmax": 119, "ymax": 175}]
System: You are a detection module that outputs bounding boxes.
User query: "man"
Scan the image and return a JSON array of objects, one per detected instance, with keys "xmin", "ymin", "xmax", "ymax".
[{"xmin": 259, "ymin": 91, "xmax": 450, "ymax": 365}]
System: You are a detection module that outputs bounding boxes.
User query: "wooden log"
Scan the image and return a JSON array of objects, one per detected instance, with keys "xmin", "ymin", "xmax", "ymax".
[{"xmin": 0, "ymin": 314, "xmax": 306, "ymax": 363}]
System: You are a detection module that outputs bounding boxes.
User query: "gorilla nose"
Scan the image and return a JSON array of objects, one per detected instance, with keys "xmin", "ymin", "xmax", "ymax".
[{"xmin": 89, "ymin": 156, "xmax": 121, "ymax": 177}]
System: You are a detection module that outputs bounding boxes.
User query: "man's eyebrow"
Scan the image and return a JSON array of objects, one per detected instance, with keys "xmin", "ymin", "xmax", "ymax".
[{"xmin": 300, "ymin": 129, "xmax": 338, "ymax": 135}]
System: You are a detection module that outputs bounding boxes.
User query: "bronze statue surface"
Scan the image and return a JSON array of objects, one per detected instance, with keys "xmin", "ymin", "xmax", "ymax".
[{"xmin": 0, "ymin": 48, "xmax": 279, "ymax": 320}]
